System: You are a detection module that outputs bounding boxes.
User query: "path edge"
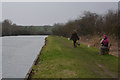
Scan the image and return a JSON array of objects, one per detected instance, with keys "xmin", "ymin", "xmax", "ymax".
[{"xmin": 24, "ymin": 37, "xmax": 48, "ymax": 80}]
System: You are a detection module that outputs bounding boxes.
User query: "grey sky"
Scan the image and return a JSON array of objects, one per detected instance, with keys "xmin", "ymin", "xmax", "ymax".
[
  {"xmin": 0, "ymin": 2, "xmax": 2, "ymax": 22},
  {"xmin": 2, "ymin": 2, "xmax": 118, "ymax": 26}
]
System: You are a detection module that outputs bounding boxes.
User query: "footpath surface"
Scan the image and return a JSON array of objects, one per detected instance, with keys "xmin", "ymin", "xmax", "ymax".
[{"xmin": 31, "ymin": 36, "xmax": 118, "ymax": 78}]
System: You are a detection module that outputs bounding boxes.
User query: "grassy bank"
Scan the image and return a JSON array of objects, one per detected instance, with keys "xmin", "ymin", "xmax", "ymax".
[
  {"xmin": 31, "ymin": 36, "xmax": 118, "ymax": 78},
  {"xmin": 79, "ymin": 35, "xmax": 118, "ymax": 57}
]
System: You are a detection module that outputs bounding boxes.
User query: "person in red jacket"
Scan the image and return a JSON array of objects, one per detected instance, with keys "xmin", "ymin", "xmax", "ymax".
[{"xmin": 99, "ymin": 35, "xmax": 109, "ymax": 55}]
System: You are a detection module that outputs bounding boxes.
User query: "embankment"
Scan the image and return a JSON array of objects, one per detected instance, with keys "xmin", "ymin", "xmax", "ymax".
[
  {"xmin": 24, "ymin": 37, "xmax": 47, "ymax": 80},
  {"xmin": 79, "ymin": 35, "xmax": 119, "ymax": 57},
  {"xmin": 29, "ymin": 36, "xmax": 118, "ymax": 78}
]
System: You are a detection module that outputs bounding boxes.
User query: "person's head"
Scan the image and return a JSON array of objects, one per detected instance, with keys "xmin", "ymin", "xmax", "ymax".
[
  {"xmin": 104, "ymin": 35, "xmax": 107, "ymax": 39},
  {"xmin": 72, "ymin": 30, "xmax": 77, "ymax": 34}
]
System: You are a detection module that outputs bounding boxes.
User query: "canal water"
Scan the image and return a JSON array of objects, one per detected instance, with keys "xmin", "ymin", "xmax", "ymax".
[
  {"xmin": 2, "ymin": 36, "xmax": 47, "ymax": 78},
  {"xmin": 0, "ymin": 37, "xmax": 2, "ymax": 79}
]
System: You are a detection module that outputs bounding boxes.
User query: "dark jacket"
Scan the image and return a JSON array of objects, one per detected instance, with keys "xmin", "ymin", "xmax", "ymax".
[{"xmin": 70, "ymin": 33, "xmax": 79, "ymax": 41}]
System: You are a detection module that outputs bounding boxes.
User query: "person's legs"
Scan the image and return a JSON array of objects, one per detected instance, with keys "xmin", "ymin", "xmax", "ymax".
[
  {"xmin": 73, "ymin": 40, "xmax": 77, "ymax": 48},
  {"xmin": 99, "ymin": 46, "xmax": 104, "ymax": 55},
  {"xmin": 99, "ymin": 46, "xmax": 108, "ymax": 55}
]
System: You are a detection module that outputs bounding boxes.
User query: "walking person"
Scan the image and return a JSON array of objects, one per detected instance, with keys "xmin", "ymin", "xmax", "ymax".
[
  {"xmin": 99, "ymin": 35, "xmax": 109, "ymax": 55},
  {"xmin": 70, "ymin": 30, "xmax": 80, "ymax": 48}
]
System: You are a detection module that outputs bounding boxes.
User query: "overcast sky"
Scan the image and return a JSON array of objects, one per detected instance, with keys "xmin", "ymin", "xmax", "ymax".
[{"xmin": 2, "ymin": 2, "xmax": 118, "ymax": 26}]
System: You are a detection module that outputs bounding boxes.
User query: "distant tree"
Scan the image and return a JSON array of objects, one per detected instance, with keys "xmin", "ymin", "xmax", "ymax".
[
  {"xmin": 2, "ymin": 19, "xmax": 12, "ymax": 36},
  {"xmin": 44, "ymin": 26, "xmax": 48, "ymax": 32},
  {"xmin": 0, "ymin": 22, "xmax": 2, "ymax": 36},
  {"xmin": 52, "ymin": 10, "xmax": 118, "ymax": 38}
]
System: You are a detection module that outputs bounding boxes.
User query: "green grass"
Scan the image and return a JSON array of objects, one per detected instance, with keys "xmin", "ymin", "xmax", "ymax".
[{"xmin": 31, "ymin": 36, "xmax": 118, "ymax": 78}]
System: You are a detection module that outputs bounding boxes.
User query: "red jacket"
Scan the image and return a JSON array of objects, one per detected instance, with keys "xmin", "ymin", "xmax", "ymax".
[{"xmin": 102, "ymin": 35, "xmax": 109, "ymax": 47}]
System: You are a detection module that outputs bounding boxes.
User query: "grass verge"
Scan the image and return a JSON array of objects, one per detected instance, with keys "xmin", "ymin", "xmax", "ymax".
[{"xmin": 31, "ymin": 36, "xmax": 118, "ymax": 78}]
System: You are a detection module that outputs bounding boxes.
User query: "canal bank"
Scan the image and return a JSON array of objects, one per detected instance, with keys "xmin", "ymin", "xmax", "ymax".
[
  {"xmin": 25, "ymin": 37, "xmax": 47, "ymax": 80},
  {"xmin": 29, "ymin": 36, "xmax": 118, "ymax": 78}
]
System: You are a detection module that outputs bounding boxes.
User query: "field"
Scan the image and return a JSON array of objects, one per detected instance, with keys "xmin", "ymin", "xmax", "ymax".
[{"xmin": 31, "ymin": 36, "xmax": 118, "ymax": 78}]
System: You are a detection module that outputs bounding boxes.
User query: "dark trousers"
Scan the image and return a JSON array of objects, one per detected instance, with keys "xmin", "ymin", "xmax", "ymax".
[
  {"xmin": 73, "ymin": 40, "xmax": 77, "ymax": 47},
  {"xmin": 99, "ymin": 46, "xmax": 109, "ymax": 55}
]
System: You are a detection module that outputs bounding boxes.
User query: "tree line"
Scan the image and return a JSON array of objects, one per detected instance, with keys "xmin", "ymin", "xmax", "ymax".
[
  {"xmin": 1, "ymin": 20, "xmax": 53, "ymax": 36},
  {"xmin": 1, "ymin": 10, "xmax": 119, "ymax": 38},
  {"xmin": 52, "ymin": 10, "xmax": 118, "ymax": 39}
]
